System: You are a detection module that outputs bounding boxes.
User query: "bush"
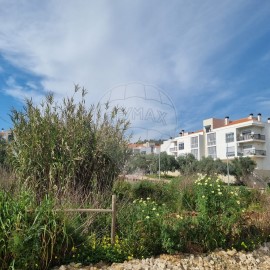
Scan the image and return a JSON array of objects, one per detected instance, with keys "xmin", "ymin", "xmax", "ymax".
[
  {"xmin": 70, "ymin": 235, "xmax": 132, "ymax": 264},
  {"xmin": 7, "ymin": 86, "xmax": 130, "ymax": 200},
  {"xmin": 117, "ymin": 197, "xmax": 168, "ymax": 257},
  {"xmin": 112, "ymin": 180, "xmax": 133, "ymax": 201},
  {"xmin": 0, "ymin": 190, "xmax": 70, "ymax": 270}
]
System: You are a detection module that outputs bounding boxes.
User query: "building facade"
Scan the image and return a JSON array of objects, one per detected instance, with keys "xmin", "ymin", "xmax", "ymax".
[
  {"xmin": 0, "ymin": 129, "xmax": 12, "ymax": 142},
  {"xmin": 128, "ymin": 142, "xmax": 160, "ymax": 155},
  {"xmin": 161, "ymin": 114, "xmax": 270, "ymax": 176}
]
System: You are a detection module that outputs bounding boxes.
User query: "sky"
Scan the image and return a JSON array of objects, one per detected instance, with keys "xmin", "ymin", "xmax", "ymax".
[{"xmin": 0, "ymin": 0, "xmax": 270, "ymax": 141}]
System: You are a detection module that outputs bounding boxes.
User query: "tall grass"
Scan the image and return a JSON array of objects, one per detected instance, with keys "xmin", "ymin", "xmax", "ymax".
[
  {"xmin": 7, "ymin": 86, "xmax": 130, "ymax": 201},
  {"xmin": 0, "ymin": 189, "xmax": 71, "ymax": 270}
]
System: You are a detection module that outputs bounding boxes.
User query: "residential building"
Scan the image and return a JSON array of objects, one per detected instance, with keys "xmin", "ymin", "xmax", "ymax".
[
  {"xmin": 161, "ymin": 114, "xmax": 270, "ymax": 177},
  {"xmin": 0, "ymin": 129, "xmax": 12, "ymax": 142},
  {"xmin": 128, "ymin": 142, "xmax": 160, "ymax": 155}
]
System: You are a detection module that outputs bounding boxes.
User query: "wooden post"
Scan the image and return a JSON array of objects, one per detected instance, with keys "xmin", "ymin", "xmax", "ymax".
[{"xmin": 111, "ymin": 194, "xmax": 116, "ymax": 245}]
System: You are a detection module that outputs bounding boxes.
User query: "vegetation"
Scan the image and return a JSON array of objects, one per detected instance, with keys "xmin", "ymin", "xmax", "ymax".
[
  {"xmin": 127, "ymin": 152, "xmax": 256, "ymax": 183},
  {"xmin": 7, "ymin": 86, "xmax": 130, "ymax": 200},
  {"xmin": 0, "ymin": 88, "xmax": 268, "ymax": 269},
  {"xmin": 230, "ymin": 157, "xmax": 256, "ymax": 184},
  {"xmin": 0, "ymin": 137, "xmax": 7, "ymax": 165}
]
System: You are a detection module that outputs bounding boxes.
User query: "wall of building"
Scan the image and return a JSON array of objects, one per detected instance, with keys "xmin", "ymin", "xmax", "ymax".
[{"xmin": 161, "ymin": 115, "xmax": 270, "ymax": 174}]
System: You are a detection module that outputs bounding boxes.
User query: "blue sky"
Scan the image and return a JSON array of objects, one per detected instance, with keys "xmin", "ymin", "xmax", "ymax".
[{"xmin": 0, "ymin": 0, "xmax": 270, "ymax": 140}]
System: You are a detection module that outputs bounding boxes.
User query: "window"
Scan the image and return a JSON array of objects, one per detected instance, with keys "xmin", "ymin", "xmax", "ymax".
[
  {"xmin": 225, "ymin": 132, "xmax": 234, "ymax": 143},
  {"xmin": 178, "ymin": 142, "xmax": 184, "ymax": 150},
  {"xmin": 243, "ymin": 144, "xmax": 253, "ymax": 149},
  {"xmin": 208, "ymin": 146, "xmax": 217, "ymax": 159},
  {"xmin": 226, "ymin": 146, "xmax": 235, "ymax": 157},
  {"xmin": 191, "ymin": 137, "xmax": 198, "ymax": 148},
  {"xmin": 205, "ymin": 125, "xmax": 211, "ymax": 133},
  {"xmin": 191, "ymin": 149, "xmax": 198, "ymax": 159},
  {"xmin": 8, "ymin": 134, "xmax": 13, "ymax": 142},
  {"xmin": 207, "ymin": 133, "xmax": 216, "ymax": 146}
]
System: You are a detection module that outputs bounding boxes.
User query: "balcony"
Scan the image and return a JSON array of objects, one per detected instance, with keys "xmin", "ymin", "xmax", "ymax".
[
  {"xmin": 169, "ymin": 147, "xmax": 178, "ymax": 152},
  {"xmin": 237, "ymin": 133, "xmax": 265, "ymax": 142},
  {"xmin": 226, "ymin": 151, "xmax": 235, "ymax": 157},
  {"xmin": 238, "ymin": 149, "xmax": 266, "ymax": 157}
]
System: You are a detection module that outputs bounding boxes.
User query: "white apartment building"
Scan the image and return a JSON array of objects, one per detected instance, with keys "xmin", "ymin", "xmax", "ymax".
[
  {"xmin": 0, "ymin": 129, "xmax": 12, "ymax": 142},
  {"xmin": 161, "ymin": 114, "xmax": 270, "ymax": 177},
  {"xmin": 128, "ymin": 142, "xmax": 160, "ymax": 155}
]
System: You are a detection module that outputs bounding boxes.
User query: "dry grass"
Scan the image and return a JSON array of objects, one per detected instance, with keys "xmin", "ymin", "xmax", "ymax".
[{"xmin": 0, "ymin": 166, "xmax": 16, "ymax": 192}]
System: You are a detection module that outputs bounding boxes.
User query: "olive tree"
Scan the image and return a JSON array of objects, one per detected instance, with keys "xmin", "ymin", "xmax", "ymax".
[{"xmin": 230, "ymin": 157, "xmax": 256, "ymax": 184}]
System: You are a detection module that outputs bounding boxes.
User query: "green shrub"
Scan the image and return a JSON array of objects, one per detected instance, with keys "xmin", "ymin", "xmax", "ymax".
[
  {"xmin": 160, "ymin": 176, "xmax": 252, "ymax": 253},
  {"xmin": 117, "ymin": 197, "xmax": 168, "ymax": 257},
  {"xmin": 69, "ymin": 235, "xmax": 132, "ymax": 264},
  {"xmin": 132, "ymin": 180, "xmax": 180, "ymax": 210},
  {"xmin": 0, "ymin": 190, "xmax": 70, "ymax": 270},
  {"xmin": 112, "ymin": 180, "xmax": 133, "ymax": 201}
]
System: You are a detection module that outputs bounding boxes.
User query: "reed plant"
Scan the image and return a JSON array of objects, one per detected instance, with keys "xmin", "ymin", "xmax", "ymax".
[{"xmin": 7, "ymin": 85, "xmax": 130, "ymax": 201}]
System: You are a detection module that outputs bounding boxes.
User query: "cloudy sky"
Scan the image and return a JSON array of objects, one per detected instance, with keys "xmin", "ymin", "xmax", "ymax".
[{"xmin": 0, "ymin": 0, "xmax": 270, "ymax": 140}]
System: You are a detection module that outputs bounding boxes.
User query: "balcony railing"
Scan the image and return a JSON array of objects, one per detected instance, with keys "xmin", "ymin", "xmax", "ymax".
[
  {"xmin": 169, "ymin": 147, "xmax": 178, "ymax": 152},
  {"xmin": 238, "ymin": 149, "xmax": 266, "ymax": 156},
  {"xmin": 226, "ymin": 151, "xmax": 235, "ymax": 157},
  {"xmin": 237, "ymin": 134, "xmax": 265, "ymax": 141}
]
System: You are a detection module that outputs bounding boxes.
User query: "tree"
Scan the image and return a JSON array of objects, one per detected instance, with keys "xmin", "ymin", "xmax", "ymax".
[
  {"xmin": 230, "ymin": 157, "xmax": 256, "ymax": 184},
  {"xmin": 159, "ymin": 152, "xmax": 178, "ymax": 174},
  {"xmin": 7, "ymin": 86, "xmax": 130, "ymax": 199},
  {"xmin": 176, "ymin": 153, "xmax": 198, "ymax": 175},
  {"xmin": 197, "ymin": 156, "xmax": 227, "ymax": 176}
]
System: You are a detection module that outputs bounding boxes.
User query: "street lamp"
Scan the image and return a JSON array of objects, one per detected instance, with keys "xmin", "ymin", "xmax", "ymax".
[
  {"xmin": 159, "ymin": 150, "xmax": 161, "ymax": 180},
  {"xmin": 226, "ymin": 143, "xmax": 230, "ymax": 185}
]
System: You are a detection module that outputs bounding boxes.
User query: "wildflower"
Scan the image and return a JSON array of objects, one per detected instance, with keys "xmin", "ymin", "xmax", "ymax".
[
  {"xmin": 218, "ymin": 192, "xmax": 222, "ymax": 195},
  {"xmin": 202, "ymin": 195, "xmax": 205, "ymax": 198},
  {"xmin": 156, "ymin": 213, "xmax": 160, "ymax": 216},
  {"xmin": 133, "ymin": 200, "xmax": 137, "ymax": 203},
  {"xmin": 146, "ymin": 216, "xmax": 150, "ymax": 219},
  {"xmin": 147, "ymin": 197, "xmax": 151, "ymax": 200},
  {"xmin": 209, "ymin": 184, "xmax": 212, "ymax": 187},
  {"xmin": 176, "ymin": 214, "xmax": 180, "ymax": 218},
  {"xmin": 212, "ymin": 191, "xmax": 214, "ymax": 193},
  {"xmin": 152, "ymin": 207, "xmax": 156, "ymax": 211},
  {"xmin": 237, "ymin": 201, "xmax": 240, "ymax": 205}
]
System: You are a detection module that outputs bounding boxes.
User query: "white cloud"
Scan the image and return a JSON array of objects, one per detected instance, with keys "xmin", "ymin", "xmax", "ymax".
[
  {"xmin": 0, "ymin": 0, "xmax": 270, "ymax": 135},
  {"xmin": 4, "ymin": 76, "xmax": 44, "ymax": 103}
]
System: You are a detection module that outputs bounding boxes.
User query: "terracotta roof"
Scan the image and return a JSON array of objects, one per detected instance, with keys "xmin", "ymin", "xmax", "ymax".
[
  {"xmin": 128, "ymin": 143, "xmax": 144, "ymax": 148},
  {"xmin": 225, "ymin": 117, "xmax": 257, "ymax": 127}
]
